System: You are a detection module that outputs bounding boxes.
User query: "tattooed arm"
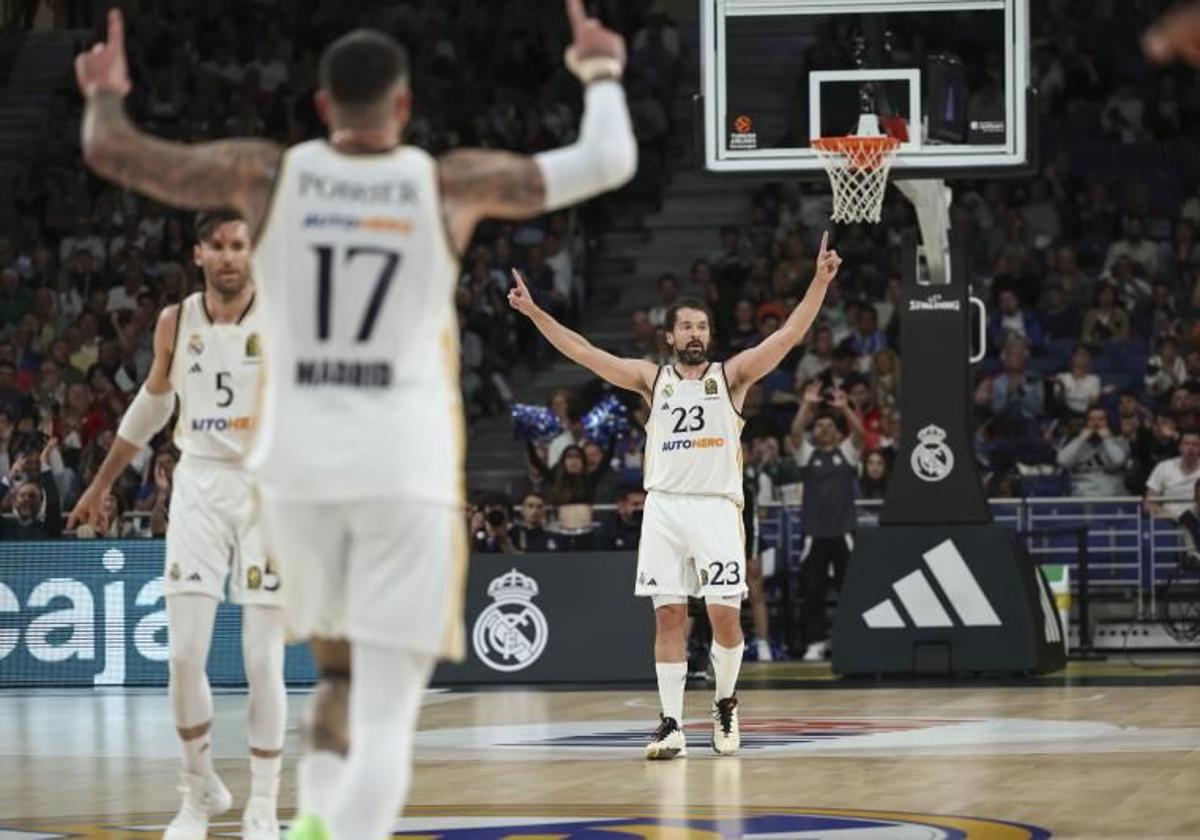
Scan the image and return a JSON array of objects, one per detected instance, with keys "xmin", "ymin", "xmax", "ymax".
[
  {"xmin": 439, "ymin": 151, "xmax": 547, "ymax": 252},
  {"xmin": 76, "ymin": 11, "xmax": 282, "ymax": 236}
]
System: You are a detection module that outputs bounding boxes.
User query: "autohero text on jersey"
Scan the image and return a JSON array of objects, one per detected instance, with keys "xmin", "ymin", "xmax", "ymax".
[
  {"xmin": 296, "ymin": 359, "xmax": 393, "ymax": 388},
  {"xmin": 298, "ymin": 171, "xmax": 419, "ymax": 205}
]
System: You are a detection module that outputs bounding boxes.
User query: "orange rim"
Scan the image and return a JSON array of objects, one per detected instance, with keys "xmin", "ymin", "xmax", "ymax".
[{"xmin": 812, "ymin": 135, "xmax": 901, "ymax": 170}]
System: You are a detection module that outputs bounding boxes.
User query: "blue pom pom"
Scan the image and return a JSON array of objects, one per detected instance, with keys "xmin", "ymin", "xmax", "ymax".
[
  {"xmin": 582, "ymin": 394, "xmax": 631, "ymax": 447},
  {"xmin": 512, "ymin": 404, "xmax": 564, "ymax": 442}
]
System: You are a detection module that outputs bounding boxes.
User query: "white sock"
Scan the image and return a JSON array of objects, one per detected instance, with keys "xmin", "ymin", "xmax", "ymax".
[
  {"xmin": 298, "ymin": 751, "xmax": 345, "ymax": 819},
  {"xmin": 250, "ymin": 755, "xmax": 281, "ymax": 801},
  {"xmin": 711, "ymin": 642, "xmax": 744, "ymax": 701},
  {"xmin": 755, "ymin": 639, "xmax": 772, "ymax": 661},
  {"xmin": 328, "ymin": 644, "xmax": 434, "ymax": 840},
  {"xmin": 181, "ymin": 732, "xmax": 215, "ymax": 778},
  {"xmin": 167, "ymin": 594, "xmax": 219, "ymax": 779},
  {"xmin": 655, "ymin": 662, "xmax": 687, "ymax": 722},
  {"xmin": 243, "ymin": 606, "xmax": 287, "ymax": 802}
]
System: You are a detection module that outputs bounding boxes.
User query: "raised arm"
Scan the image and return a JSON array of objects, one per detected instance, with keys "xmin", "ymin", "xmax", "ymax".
[
  {"xmin": 67, "ymin": 305, "xmax": 179, "ymax": 529},
  {"xmin": 725, "ymin": 232, "xmax": 842, "ymax": 397},
  {"xmin": 438, "ymin": 0, "xmax": 637, "ymax": 253},
  {"xmin": 77, "ymin": 11, "xmax": 282, "ymax": 237},
  {"xmin": 509, "ymin": 270, "xmax": 657, "ymax": 401}
]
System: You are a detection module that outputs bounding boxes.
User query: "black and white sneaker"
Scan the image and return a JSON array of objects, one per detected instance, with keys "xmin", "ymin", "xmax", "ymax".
[
  {"xmin": 644, "ymin": 715, "xmax": 687, "ymax": 760},
  {"xmin": 711, "ymin": 695, "xmax": 740, "ymax": 755}
]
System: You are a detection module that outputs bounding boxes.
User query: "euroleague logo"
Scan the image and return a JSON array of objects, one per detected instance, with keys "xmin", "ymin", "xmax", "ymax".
[
  {"xmin": 471, "ymin": 568, "xmax": 549, "ymax": 672},
  {"xmin": 734, "ymin": 114, "xmax": 753, "ymax": 133}
]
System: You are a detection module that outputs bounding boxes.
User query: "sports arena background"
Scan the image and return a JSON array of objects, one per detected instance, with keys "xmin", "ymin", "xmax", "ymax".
[{"xmin": 1, "ymin": 0, "xmax": 1199, "ymax": 681}]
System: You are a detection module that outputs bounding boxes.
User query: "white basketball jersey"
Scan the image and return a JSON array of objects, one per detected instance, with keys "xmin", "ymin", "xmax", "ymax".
[
  {"xmin": 247, "ymin": 140, "xmax": 463, "ymax": 505},
  {"xmin": 169, "ymin": 292, "xmax": 263, "ymax": 461},
  {"xmin": 643, "ymin": 362, "xmax": 744, "ymax": 504}
]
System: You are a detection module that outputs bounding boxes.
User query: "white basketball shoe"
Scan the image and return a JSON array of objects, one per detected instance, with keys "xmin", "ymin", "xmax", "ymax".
[
  {"xmin": 711, "ymin": 695, "xmax": 740, "ymax": 755},
  {"xmin": 163, "ymin": 771, "xmax": 232, "ymax": 840},
  {"xmin": 242, "ymin": 795, "xmax": 280, "ymax": 839},
  {"xmin": 644, "ymin": 715, "xmax": 687, "ymax": 760}
]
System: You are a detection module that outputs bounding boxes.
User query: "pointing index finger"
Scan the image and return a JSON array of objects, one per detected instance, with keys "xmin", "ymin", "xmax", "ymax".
[
  {"xmin": 108, "ymin": 7, "xmax": 124, "ymax": 50},
  {"xmin": 818, "ymin": 230, "xmax": 829, "ymax": 257},
  {"xmin": 566, "ymin": 0, "xmax": 588, "ymax": 36}
]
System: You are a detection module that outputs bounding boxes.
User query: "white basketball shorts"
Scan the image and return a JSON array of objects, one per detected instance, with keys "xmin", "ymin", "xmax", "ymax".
[
  {"xmin": 257, "ymin": 494, "xmax": 467, "ymax": 660},
  {"xmin": 164, "ymin": 456, "xmax": 280, "ymax": 607},
  {"xmin": 634, "ymin": 490, "xmax": 748, "ymax": 601}
]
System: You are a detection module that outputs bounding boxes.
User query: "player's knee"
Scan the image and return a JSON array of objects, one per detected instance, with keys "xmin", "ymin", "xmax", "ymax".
[
  {"xmin": 168, "ymin": 641, "xmax": 207, "ymax": 685},
  {"xmin": 653, "ymin": 603, "xmax": 687, "ymax": 636},
  {"xmin": 307, "ymin": 672, "xmax": 350, "ymax": 755},
  {"xmin": 244, "ymin": 644, "xmax": 284, "ymax": 687}
]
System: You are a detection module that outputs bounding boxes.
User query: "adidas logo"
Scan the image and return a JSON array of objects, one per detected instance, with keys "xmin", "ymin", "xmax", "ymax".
[
  {"xmin": 187, "ymin": 572, "xmax": 202, "ymax": 582},
  {"xmin": 189, "ymin": 362, "xmax": 202, "ymax": 374},
  {"xmin": 862, "ymin": 539, "xmax": 1007, "ymax": 631}
]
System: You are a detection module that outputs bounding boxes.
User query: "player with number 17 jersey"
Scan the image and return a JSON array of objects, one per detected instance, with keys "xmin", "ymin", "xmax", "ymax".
[{"xmin": 247, "ymin": 140, "xmax": 466, "ymax": 656}]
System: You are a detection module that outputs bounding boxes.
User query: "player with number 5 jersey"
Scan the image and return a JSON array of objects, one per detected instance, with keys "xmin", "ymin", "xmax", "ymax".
[{"xmin": 510, "ymin": 231, "xmax": 841, "ymax": 761}]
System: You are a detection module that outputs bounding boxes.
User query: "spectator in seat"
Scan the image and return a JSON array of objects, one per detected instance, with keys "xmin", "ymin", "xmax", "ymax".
[
  {"xmin": 648, "ymin": 273, "xmax": 680, "ymax": 328},
  {"xmin": 1104, "ymin": 216, "xmax": 1158, "ymax": 277},
  {"xmin": 1038, "ymin": 283, "xmax": 1082, "ymax": 341},
  {"xmin": 472, "ymin": 492, "xmax": 518, "ymax": 554},
  {"xmin": 849, "ymin": 304, "xmax": 886, "ymax": 357},
  {"xmin": 795, "ymin": 324, "xmax": 834, "ymax": 384},
  {"xmin": 1057, "ymin": 406, "xmax": 1131, "ymax": 497},
  {"xmin": 1146, "ymin": 336, "xmax": 1188, "ymax": 399},
  {"xmin": 726, "ymin": 299, "xmax": 758, "ymax": 354},
  {"xmin": 546, "ymin": 399, "xmax": 586, "ymax": 468},
  {"xmin": 511, "ymin": 491, "xmax": 559, "ymax": 552},
  {"xmin": 623, "ymin": 309, "xmax": 657, "ymax": 360},
  {"xmin": 1145, "ymin": 431, "xmax": 1200, "ymax": 520},
  {"xmin": 75, "ymin": 489, "xmax": 132, "ymax": 539},
  {"xmin": 583, "ymin": 439, "xmax": 619, "ymax": 504},
  {"xmin": 596, "ymin": 484, "xmax": 646, "ymax": 551},
  {"xmin": 989, "ymin": 337, "xmax": 1045, "ymax": 422},
  {"xmin": 1054, "ymin": 345, "xmax": 1102, "ymax": 416},
  {"xmin": 1082, "ymin": 282, "xmax": 1131, "ymax": 344},
  {"xmin": 1134, "ymin": 280, "xmax": 1179, "ymax": 339},
  {"xmin": 859, "ymin": 449, "xmax": 890, "ymax": 500},
  {"xmin": 988, "ymin": 288, "xmax": 1044, "ymax": 352},
  {"xmin": 0, "ymin": 436, "xmax": 63, "ymax": 539}
]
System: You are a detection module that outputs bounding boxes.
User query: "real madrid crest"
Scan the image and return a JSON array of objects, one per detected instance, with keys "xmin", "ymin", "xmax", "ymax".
[
  {"xmin": 472, "ymin": 568, "xmax": 549, "ymax": 673},
  {"xmin": 663, "ymin": 384, "xmax": 674, "ymax": 398},
  {"xmin": 246, "ymin": 565, "xmax": 262, "ymax": 590},
  {"xmin": 169, "ymin": 562, "xmax": 182, "ymax": 581},
  {"xmin": 187, "ymin": 334, "xmax": 204, "ymax": 356},
  {"xmin": 245, "ymin": 333, "xmax": 261, "ymax": 358},
  {"xmin": 704, "ymin": 378, "xmax": 718, "ymax": 396},
  {"xmin": 911, "ymin": 424, "xmax": 954, "ymax": 482}
]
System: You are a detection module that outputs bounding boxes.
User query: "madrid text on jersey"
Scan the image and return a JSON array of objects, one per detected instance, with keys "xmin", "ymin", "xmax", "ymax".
[
  {"xmin": 297, "ymin": 171, "xmax": 419, "ymax": 205},
  {"xmin": 295, "ymin": 359, "xmax": 393, "ymax": 388}
]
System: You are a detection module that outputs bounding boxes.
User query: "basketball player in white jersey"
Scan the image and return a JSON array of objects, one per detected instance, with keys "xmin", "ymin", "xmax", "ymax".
[
  {"xmin": 75, "ymin": 3, "xmax": 635, "ymax": 837},
  {"xmin": 68, "ymin": 210, "xmax": 285, "ymax": 839},
  {"xmin": 510, "ymin": 234, "xmax": 841, "ymax": 758}
]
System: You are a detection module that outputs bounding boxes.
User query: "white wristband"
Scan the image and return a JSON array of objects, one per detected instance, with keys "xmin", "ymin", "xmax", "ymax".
[
  {"xmin": 117, "ymin": 386, "xmax": 176, "ymax": 447},
  {"xmin": 534, "ymin": 81, "xmax": 637, "ymax": 212}
]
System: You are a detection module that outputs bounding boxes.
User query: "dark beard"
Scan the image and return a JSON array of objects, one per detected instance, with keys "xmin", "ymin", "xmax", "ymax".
[{"xmin": 678, "ymin": 345, "xmax": 708, "ymax": 365}]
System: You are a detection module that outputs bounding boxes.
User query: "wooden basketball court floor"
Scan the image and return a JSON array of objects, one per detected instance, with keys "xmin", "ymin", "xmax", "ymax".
[{"xmin": 2, "ymin": 660, "xmax": 1200, "ymax": 839}]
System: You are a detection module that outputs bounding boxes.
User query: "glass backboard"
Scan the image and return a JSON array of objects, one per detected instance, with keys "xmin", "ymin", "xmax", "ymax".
[{"xmin": 701, "ymin": 0, "xmax": 1033, "ymax": 176}]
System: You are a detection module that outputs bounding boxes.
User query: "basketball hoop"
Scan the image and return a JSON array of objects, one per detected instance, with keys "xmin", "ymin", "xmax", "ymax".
[{"xmin": 812, "ymin": 134, "xmax": 901, "ymax": 225}]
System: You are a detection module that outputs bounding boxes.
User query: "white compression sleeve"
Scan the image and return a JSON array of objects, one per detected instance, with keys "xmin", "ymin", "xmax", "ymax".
[
  {"xmin": 117, "ymin": 385, "xmax": 175, "ymax": 447},
  {"xmin": 535, "ymin": 80, "xmax": 637, "ymax": 211}
]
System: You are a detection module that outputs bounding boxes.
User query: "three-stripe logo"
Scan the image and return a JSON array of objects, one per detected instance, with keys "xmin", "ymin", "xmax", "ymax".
[{"xmin": 861, "ymin": 539, "xmax": 1005, "ymax": 630}]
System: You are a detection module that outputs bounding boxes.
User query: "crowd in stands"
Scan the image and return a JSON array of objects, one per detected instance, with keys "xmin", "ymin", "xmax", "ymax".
[{"xmin": 0, "ymin": 0, "xmax": 675, "ymax": 537}]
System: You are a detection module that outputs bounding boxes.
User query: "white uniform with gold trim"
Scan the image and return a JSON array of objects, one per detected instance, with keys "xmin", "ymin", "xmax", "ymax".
[
  {"xmin": 636, "ymin": 362, "xmax": 748, "ymax": 601},
  {"xmin": 164, "ymin": 292, "xmax": 278, "ymax": 605},
  {"xmin": 249, "ymin": 140, "xmax": 465, "ymax": 657}
]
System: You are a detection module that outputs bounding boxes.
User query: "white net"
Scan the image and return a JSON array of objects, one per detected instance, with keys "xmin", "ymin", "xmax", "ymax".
[{"xmin": 812, "ymin": 135, "xmax": 901, "ymax": 224}]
